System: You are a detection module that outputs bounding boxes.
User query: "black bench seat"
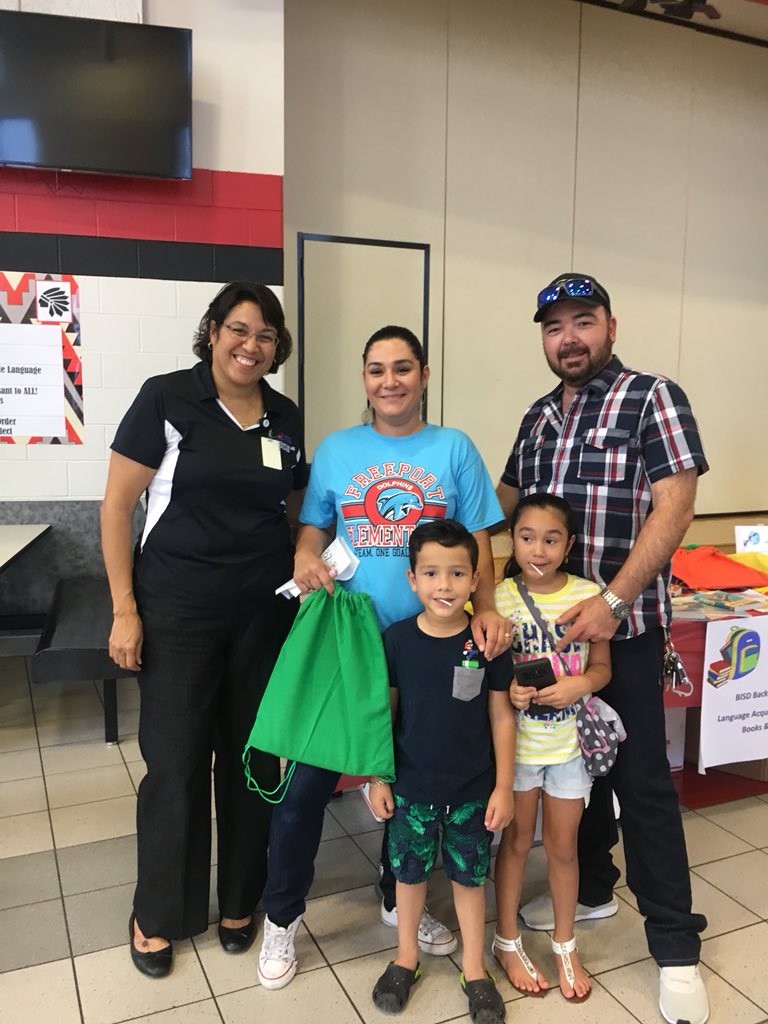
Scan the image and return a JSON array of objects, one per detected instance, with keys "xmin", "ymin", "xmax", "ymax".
[{"xmin": 32, "ymin": 576, "xmax": 135, "ymax": 744}]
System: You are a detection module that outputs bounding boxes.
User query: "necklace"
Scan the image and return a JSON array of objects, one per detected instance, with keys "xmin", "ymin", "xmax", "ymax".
[
  {"xmin": 239, "ymin": 413, "xmax": 269, "ymax": 430},
  {"xmin": 224, "ymin": 397, "xmax": 264, "ymax": 429}
]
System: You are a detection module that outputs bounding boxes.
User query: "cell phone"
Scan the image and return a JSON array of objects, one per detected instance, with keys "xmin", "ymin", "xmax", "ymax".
[{"xmin": 513, "ymin": 658, "xmax": 558, "ymax": 716}]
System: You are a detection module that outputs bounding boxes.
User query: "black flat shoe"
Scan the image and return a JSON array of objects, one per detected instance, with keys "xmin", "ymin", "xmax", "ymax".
[
  {"xmin": 129, "ymin": 912, "xmax": 173, "ymax": 978},
  {"xmin": 218, "ymin": 917, "xmax": 256, "ymax": 953}
]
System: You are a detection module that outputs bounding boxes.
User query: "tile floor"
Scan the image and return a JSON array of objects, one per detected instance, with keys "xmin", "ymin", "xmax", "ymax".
[{"xmin": 1, "ymin": 656, "xmax": 768, "ymax": 1024}]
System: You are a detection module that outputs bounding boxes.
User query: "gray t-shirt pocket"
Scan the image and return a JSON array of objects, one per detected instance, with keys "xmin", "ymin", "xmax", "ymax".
[{"xmin": 452, "ymin": 665, "xmax": 485, "ymax": 702}]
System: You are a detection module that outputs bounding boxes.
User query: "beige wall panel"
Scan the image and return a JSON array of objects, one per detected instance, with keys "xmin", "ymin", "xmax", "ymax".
[
  {"xmin": 287, "ymin": 0, "xmax": 768, "ymax": 510},
  {"xmin": 147, "ymin": 0, "xmax": 285, "ymax": 174},
  {"xmin": 284, "ymin": 0, "xmax": 449, "ymax": 410},
  {"xmin": 680, "ymin": 33, "xmax": 768, "ymax": 514},
  {"xmin": 302, "ymin": 242, "xmax": 427, "ymax": 457},
  {"xmin": 574, "ymin": 7, "xmax": 694, "ymax": 382},
  {"xmin": 442, "ymin": 0, "xmax": 580, "ymax": 481}
]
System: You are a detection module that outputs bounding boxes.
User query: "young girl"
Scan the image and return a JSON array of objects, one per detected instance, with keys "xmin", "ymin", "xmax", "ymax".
[{"xmin": 492, "ymin": 493, "xmax": 611, "ymax": 1002}]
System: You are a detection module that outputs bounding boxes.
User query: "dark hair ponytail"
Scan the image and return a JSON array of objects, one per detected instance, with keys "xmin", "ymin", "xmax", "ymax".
[
  {"xmin": 361, "ymin": 325, "xmax": 426, "ymax": 423},
  {"xmin": 503, "ymin": 493, "xmax": 576, "ymax": 578},
  {"xmin": 362, "ymin": 325, "xmax": 425, "ymax": 369}
]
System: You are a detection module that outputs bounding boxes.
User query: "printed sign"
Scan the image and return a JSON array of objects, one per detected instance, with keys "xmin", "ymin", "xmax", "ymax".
[
  {"xmin": 0, "ymin": 324, "xmax": 66, "ymax": 437},
  {"xmin": 0, "ymin": 272, "xmax": 83, "ymax": 444},
  {"xmin": 735, "ymin": 525, "xmax": 768, "ymax": 553},
  {"xmin": 699, "ymin": 616, "xmax": 768, "ymax": 771}
]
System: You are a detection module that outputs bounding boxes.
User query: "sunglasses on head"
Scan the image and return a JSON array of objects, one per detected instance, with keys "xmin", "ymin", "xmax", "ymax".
[{"xmin": 536, "ymin": 277, "xmax": 607, "ymax": 310}]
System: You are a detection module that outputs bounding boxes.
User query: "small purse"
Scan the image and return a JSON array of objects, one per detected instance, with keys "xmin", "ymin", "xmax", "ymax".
[
  {"xmin": 513, "ymin": 576, "xmax": 627, "ymax": 777},
  {"xmin": 573, "ymin": 694, "xmax": 627, "ymax": 777}
]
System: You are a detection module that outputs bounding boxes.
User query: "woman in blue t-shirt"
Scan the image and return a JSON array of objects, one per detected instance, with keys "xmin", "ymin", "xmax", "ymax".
[{"xmin": 256, "ymin": 324, "xmax": 509, "ymax": 991}]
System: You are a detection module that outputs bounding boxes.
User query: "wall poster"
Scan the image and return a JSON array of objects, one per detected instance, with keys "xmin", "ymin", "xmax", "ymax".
[
  {"xmin": 699, "ymin": 615, "xmax": 768, "ymax": 771},
  {"xmin": 0, "ymin": 272, "xmax": 84, "ymax": 445}
]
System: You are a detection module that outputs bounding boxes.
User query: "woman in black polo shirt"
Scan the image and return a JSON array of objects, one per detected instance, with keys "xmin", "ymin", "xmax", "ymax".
[{"xmin": 101, "ymin": 282, "xmax": 307, "ymax": 978}]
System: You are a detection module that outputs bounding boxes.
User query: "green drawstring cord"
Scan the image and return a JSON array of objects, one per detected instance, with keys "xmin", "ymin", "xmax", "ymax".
[
  {"xmin": 242, "ymin": 750, "xmax": 296, "ymax": 804},
  {"xmin": 243, "ymin": 751, "xmax": 395, "ymax": 803}
]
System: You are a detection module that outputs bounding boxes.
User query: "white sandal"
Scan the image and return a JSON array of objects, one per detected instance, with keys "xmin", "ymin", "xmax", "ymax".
[
  {"xmin": 492, "ymin": 932, "xmax": 538, "ymax": 983},
  {"xmin": 551, "ymin": 937, "xmax": 577, "ymax": 989},
  {"xmin": 551, "ymin": 937, "xmax": 589, "ymax": 1001}
]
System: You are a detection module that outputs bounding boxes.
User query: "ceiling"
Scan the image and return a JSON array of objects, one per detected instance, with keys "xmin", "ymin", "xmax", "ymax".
[{"xmin": 587, "ymin": 0, "xmax": 768, "ymax": 43}]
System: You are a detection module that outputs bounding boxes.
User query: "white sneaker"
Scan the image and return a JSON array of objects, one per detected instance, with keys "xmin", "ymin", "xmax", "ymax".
[
  {"xmin": 519, "ymin": 891, "xmax": 618, "ymax": 930},
  {"xmin": 659, "ymin": 965, "xmax": 709, "ymax": 1024},
  {"xmin": 257, "ymin": 914, "xmax": 302, "ymax": 990},
  {"xmin": 380, "ymin": 901, "xmax": 458, "ymax": 955}
]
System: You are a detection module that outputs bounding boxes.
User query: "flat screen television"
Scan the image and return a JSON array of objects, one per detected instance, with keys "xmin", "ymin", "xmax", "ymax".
[{"xmin": 0, "ymin": 11, "xmax": 192, "ymax": 179}]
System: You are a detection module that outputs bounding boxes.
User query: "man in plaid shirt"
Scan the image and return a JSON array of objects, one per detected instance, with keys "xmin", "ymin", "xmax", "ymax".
[{"xmin": 494, "ymin": 274, "xmax": 709, "ymax": 1024}]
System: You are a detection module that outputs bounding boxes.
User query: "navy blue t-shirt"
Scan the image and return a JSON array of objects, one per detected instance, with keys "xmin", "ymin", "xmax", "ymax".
[{"xmin": 384, "ymin": 616, "xmax": 513, "ymax": 805}]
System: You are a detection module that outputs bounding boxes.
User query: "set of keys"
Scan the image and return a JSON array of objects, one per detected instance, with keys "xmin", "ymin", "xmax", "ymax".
[{"xmin": 663, "ymin": 634, "xmax": 694, "ymax": 698}]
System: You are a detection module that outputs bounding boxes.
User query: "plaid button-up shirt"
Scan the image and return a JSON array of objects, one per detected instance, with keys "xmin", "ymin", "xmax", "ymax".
[{"xmin": 501, "ymin": 356, "xmax": 708, "ymax": 638}]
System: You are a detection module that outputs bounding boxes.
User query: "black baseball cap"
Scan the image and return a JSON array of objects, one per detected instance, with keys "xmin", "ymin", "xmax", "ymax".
[{"xmin": 533, "ymin": 273, "xmax": 612, "ymax": 323}]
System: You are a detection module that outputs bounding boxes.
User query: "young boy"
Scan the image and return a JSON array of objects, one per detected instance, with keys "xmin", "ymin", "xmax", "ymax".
[{"xmin": 369, "ymin": 519, "xmax": 516, "ymax": 1021}]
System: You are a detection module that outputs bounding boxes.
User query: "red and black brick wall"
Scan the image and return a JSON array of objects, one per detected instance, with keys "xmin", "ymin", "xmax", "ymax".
[{"xmin": 0, "ymin": 166, "xmax": 284, "ymax": 284}]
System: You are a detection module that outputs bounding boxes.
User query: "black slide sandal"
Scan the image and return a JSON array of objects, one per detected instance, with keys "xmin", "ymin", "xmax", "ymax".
[
  {"xmin": 461, "ymin": 972, "xmax": 506, "ymax": 1023},
  {"xmin": 372, "ymin": 961, "xmax": 422, "ymax": 1013}
]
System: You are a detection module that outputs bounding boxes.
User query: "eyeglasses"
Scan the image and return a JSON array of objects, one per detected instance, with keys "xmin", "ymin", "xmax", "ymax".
[
  {"xmin": 222, "ymin": 322, "xmax": 279, "ymax": 345},
  {"xmin": 536, "ymin": 277, "xmax": 607, "ymax": 310}
]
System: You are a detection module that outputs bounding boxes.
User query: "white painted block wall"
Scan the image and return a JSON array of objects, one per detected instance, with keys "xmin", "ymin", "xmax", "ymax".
[
  {"xmin": 0, "ymin": 278, "xmax": 287, "ymax": 500},
  {"xmin": 1, "ymin": 0, "xmax": 286, "ymax": 503}
]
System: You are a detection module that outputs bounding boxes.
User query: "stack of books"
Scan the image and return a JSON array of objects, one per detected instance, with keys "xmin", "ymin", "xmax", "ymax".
[{"xmin": 671, "ymin": 589, "xmax": 768, "ymax": 621}]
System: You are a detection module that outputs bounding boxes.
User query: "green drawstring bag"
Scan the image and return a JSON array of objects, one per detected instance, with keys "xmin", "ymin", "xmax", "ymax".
[{"xmin": 243, "ymin": 586, "xmax": 394, "ymax": 802}]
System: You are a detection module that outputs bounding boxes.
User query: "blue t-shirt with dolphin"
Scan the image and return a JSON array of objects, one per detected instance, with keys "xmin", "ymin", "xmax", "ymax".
[{"xmin": 300, "ymin": 423, "xmax": 503, "ymax": 629}]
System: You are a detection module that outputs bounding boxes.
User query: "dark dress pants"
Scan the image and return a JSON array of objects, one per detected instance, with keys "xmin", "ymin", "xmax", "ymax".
[
  {"xmin": 577, "ymin": 628, "xmax": 707, "ymax": 964},
  {"xmin": 133, "ymin": 599, "xmax": 295, "ymax": 940}
]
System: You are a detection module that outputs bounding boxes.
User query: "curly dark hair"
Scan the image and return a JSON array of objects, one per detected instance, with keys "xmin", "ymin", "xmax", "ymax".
[{"xmin": 192, "ymin": 282, "xmax": 292, "ymax": 373}]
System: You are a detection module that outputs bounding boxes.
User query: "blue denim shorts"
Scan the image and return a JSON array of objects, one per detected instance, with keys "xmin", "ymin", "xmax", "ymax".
[
  {"xmin": 514, "ymin": 755, "xmax": 592, "ymax": 804},
  {"xmin": 387, "ymin": 794, "xmax": 491, "ymax": 887}
]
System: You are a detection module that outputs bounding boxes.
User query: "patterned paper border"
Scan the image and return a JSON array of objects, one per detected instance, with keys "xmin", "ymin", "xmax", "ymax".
[{"xmin": 0, "ymin": 271, "xmax": 83, "ymax": 445}]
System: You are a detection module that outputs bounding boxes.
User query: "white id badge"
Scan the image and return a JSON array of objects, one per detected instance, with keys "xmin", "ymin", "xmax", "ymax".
[{"xmin": 261, "ymin": 436, "xmax": 283, "ymax": 470}]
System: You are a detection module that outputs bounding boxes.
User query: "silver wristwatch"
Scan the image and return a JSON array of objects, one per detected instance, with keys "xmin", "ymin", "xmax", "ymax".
[{"xmin": 600, "ymin": 587, "xmax": 631, "ymax": 620}]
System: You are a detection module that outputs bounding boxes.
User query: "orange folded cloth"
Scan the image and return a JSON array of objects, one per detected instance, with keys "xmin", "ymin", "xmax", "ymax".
[{"xmin": 672, "ymin": 546, "xmax": 768, "ymax": 590}]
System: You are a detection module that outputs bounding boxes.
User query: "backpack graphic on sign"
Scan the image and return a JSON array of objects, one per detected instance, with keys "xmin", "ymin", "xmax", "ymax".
[{"xmin": 706, "ymin": 626, "xmax": 761, "ymax": 689}]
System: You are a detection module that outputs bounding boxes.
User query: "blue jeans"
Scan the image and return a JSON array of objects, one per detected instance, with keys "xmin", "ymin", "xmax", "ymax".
[
  {"xmin": 261, "ymin": 761, "xmax": 341, "ymax": 924},
  {"xmin": 577, "ymin": 629, "xmax": 707, "ymax": 964}
]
